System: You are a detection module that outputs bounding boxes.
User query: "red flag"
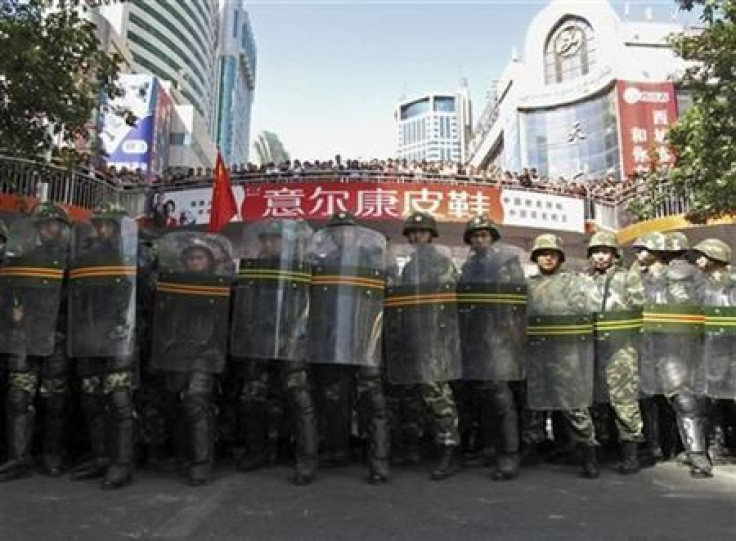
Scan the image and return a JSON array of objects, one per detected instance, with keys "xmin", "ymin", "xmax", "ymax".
[{"xmin": 208, "ymin": 152, "xmax": 238, "ymax": 232}]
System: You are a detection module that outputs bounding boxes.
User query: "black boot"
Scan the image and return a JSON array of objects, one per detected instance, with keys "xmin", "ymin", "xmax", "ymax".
[
  {"xmin": 40, "ymin": 394, "xmax": 67, "ymax": 477},
  {"xmin": 72, "ymin": 393, "xmax": 109, "ymax": 480},
  {"xmin": 579, "ymin": 445, "xmax": 600, "ymax": 479},
  {"xmin": 288, "ymin": 383, "xmax": 317, "ymax": 486},
  {"xmin": 359, "ymin": 378, "xmax": 391, "ymax": 485},
  {"xmin": 617, "ymin": 441, "xmax": 640, "ymax": 475},
  {"xmin": 0, "ymin": 388, "xmax": 34, "ymax": 482},
  {"xmin": 488, "ymin": 384, "xmax": 520, "ymax": 481},
  {"xmin": 236, "ymin": 399, "xmax": 268, "ymax": 472},
  {"xmin": 641, "ymin": 397, "xmax": 663, "ymax": 461},
  {"xmin": 430, "ymin": 445, "xmax": 460, "ymax": 481},
  {"xmin": 102, "ymin": 390, "xmax": 134, "ymax": 490},
  {"xmin": 186, "ymin": 397, "xmax": 214, "ymax": 487}
]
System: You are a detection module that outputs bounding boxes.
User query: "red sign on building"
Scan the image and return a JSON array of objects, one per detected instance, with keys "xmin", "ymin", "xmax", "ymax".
[
  {"xmin": 241, "ymin": 180, "xmax": 504, "ymax": 223},
  {"xmin": 616, "ymin": 80, "xmax": 679, "ymax": 176}
]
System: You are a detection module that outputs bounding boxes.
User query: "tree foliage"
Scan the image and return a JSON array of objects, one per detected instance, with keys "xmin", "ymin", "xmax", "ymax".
[
  {"xmin": 0, "ymin": 0, "xmax": 130, "ymax": 165},
  {"xmin": 667, "ymin": 0, "xmax": 736, "ymax": 222}
]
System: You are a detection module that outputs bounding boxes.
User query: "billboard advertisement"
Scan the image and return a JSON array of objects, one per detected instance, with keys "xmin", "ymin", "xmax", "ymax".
[
  {"xmin": 101, "ymin": 74, "xmax": 172, "ymax": 176},
  {"xmin": 616, "ymin": 80, "xmax": 678, "ymax": 176},
  {"xmin": 235, "ymin": 180, "xmax": 586, "ymax": 233}
]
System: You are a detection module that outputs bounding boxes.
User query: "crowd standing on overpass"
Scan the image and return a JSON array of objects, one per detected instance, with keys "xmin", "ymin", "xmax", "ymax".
[{"xmin": 0, "ymin": 201, "xmax": 733, "ymax": 490}]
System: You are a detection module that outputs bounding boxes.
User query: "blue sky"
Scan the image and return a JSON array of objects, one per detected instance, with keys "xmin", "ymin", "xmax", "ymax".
[{"xmin": 247, "ymin": 1, "xmax": 698, "ymax": 162}]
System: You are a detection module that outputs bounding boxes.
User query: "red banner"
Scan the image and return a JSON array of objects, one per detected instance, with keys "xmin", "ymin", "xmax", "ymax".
[
  {"xmin": 616, "ymin": 80, "xmax": 678, "ymax": 175},
  {"xmin": 242, "ymin": 181, "xmax": 503, "ymax": 223}
]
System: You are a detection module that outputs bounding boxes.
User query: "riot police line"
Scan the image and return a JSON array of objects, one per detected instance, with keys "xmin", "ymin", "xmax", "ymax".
[{"xmin": 0, "ymin": 202, "xmax": 734, "ymax": 490}]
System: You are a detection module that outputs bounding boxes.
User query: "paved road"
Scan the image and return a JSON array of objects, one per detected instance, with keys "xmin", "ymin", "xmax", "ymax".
[{"xmin": 0, "ymin": 460, "xmax": 735, "ymax": 540}]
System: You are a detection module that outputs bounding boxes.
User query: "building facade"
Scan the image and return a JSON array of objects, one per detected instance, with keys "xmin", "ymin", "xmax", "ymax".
[
  {"xmin": 467, "ymin": 0, "xmax": 690, "ymax": 181},
  {"xmin": 125, "ymin": 0, "xmax": 218, "ymax": 129},
  {"xmin": 394, "ymin": 85, "xmax": 472, "ymax": 163},
  {"xmin": 214, "ymin": 0, "xmax": 257, "ymax": 166}
]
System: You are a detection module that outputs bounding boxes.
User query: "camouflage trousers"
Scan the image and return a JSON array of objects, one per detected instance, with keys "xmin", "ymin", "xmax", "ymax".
[
  {"xmin": 522, "ymin": 407, "xmax": 596, "ymax": 446},
  {"xmin": 76, "ymin": 358, "xmax": 134, "ymax": 395},
  {"xmin": 397, "ymin": 381, "xmax": 460, "ymax": 447},
  {"xmin": 386, "ymin": 382, "xmax": 427, "ymax": 444},
  {"xmin": 7, "ymin": 352, "xmax": 68, "ymax": 398},
  {"xmin": 238, "ymin": 360, "xmax": 311, "ymax": 405},
  {"xmin": 600, "ymin": 346, "xmax": 644, "ymax": 443}
]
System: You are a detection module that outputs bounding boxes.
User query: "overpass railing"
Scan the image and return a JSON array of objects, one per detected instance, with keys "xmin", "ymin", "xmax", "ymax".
[{"xmin": 0, "ymin": 155, "xmax": 693, "ymax": 233}]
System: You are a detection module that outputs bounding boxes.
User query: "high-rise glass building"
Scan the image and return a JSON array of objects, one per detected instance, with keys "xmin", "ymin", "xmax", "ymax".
[
  {"xmin": 394, "ymin": 86, "xmax": 472, "ymax": 163},
  {"xmin": 125, "ymin": 0, "xmax": 218, "ymax": 128},
  {"xmin": 215, "ymin": 0, "xmax": 257, "ymax": 166}
]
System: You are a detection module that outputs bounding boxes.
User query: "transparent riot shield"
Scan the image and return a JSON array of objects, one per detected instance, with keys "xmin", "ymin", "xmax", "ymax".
[
  {"xmin": 457, "ymin": 243, "xmax": 526, "ymax": 381},
  {"xmin": 385, "ymin": 243, "xmax": 462, "ymax": 384},
  {"xmin": 305, "ymin": 224, "xmax": 385, "ymax": 366},
  {"xmin": 640, "ymin": 265, "xmax": 704, "ymax": 396},
  {"xmin": 592, "ymin": 309, "xmax": 642, "ymax": 403},
  {"xmin": 0, "ymin": 253, "xmax": 26, "ymax": 358},
  {"xmin": 525, "ymin": 272, "xmax": 594, "ymax": 410},
  {"xmin": 68, "ymin": 217, "xmax": 137, "ymax": 358},
  {"xmin": 229, "ymin": 219, "xmax": 312, "ymax": 362},
  {"xmin": 703, "ymin": 285, "xmax": 736, "ymax": 398},
  {"xmin": 150, "ymin": 232, "xmax": 234, "ymax": 373},
  {"xmin": 0, "ymin": 217, "xmax": 68, "ymax": 357}
]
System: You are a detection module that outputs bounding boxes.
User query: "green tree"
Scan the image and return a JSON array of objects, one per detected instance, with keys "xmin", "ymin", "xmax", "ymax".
[
  {"xmin": 0, "ymin": 0, "xmax": 130, "ymax": 164},
  {"xmin": 667, "ymin": 0, "xmax": 736, "ymax": 222}
]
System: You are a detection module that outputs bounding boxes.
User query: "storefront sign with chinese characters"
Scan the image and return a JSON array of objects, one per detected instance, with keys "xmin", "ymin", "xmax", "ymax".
[{"xmin": 616, "ymin": 80, "xmax": 679, "ymax": 175}]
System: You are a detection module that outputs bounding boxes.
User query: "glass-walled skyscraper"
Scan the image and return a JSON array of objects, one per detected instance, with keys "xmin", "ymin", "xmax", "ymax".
[{"xmin": 215, "ymin": 0, "xmax": 257, "ymax": 166}]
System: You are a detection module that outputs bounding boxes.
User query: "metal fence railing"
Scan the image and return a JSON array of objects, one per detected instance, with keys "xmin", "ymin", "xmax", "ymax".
[{"xmin": 0, "ymin": 155, "xmax": 694, "ymax": 232}]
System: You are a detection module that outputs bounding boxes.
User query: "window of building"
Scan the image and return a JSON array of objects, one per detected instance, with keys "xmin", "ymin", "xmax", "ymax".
[
  {"xmin": 233, "ymin": 9, "xmax": 239, "ymax": 38},
  {"xmin": 544, "ymin": 17, "xmax": 596, "ymax": 85},
  {"xmin": 400, "ymin": 99, "xmax": 430, "ymax": 120},
  {"xmin": 434, "ymin": 96, "xmax": 456, "ymax": 113}
]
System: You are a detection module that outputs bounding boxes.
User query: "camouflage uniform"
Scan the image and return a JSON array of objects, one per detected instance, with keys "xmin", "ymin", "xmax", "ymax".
[
  {"xmin": 387, "ymin": 212, "xmax": 461, "ymax": 481},
  {"xmin": 641, "ymin": 232, "xmax": 712, "ymax": 477},
  {"xmin": 307, "ymin": 212, "xmax": 389, "ymax": 483},
  {"xmin": 693, "ymin": 239, "xmax": 736, "ymax": 462},
  {"xmin": 0, "ymin": 205, "xmax": 70, "ymax": 482},
  {"xmin": 457, "ymin": 216, "xmax": 526, "ymax": 480},
  {"xmin": 525, "ymin": 234, "xmax": 599, "ymax": 478},
  {"xmin": 69, "ymin": 203, "xmax": 137, "ymax": 489},
  {"xmin": 587, "ymin": 232, "xmax": 645, "ymax": 473}
]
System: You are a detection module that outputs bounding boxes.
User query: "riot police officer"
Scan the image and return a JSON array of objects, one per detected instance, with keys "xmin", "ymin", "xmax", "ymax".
[
  {"xmin": 0, "ymin": 203, "xmax": 70, "ymax": 481},
  {"xmin": 524, "ymin": 234, "xmax": 599, "ymax": 478},
  {"xmin": 693, "ymin": 238, "xmax": 735, "ymax": 462},
  {"xmin": 587, "ymin": 232, "xmax": 645, "ymax": 474},
  {"xmin": 640, "ymin": 231, "xmax": 712, "ymax": 477},
  {"xmin": 68, "ymin": 203, "xmax": 138, "ymax": 489},
  {"xmin": 456, "ymin": 215, "xmax": 526, "ymax": 480},
  {"xmin": 149, "ymin": 232, "xmax": 235, "ymax": 486},
  {"xmin": 230, "ymin": 219, "xmax": 317, "ymax": 485},
  {"xmin": 385, "ymin": 211, "xmax": 462, "ymax": 480},
  {"xmin": 308, "ymin": 211, "xmax": 390, "ymax": 484}
]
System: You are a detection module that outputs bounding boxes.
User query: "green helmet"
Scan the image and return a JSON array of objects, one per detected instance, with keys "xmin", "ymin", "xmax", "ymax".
[
  {"xmin": 665, "ymin": 231, "xmax": 690, "ymax": 252},
  {"xmin": 325, "ymin": 211, "xmax": 358, "ymax": 228},
  {"xmin": 693, "ymin": 238, "xmax": 731, "ymax": 265},
  {"xmin": 463, "ymin": 215, "xmax": 500, "ymax": 245},
  {"xmin": 182, "ymin": 238, "xmax": 215, "ymax": 264},
  {"xmin": 91, "ymin": 202, "xmax": 129, "ymax": 222},
  {"xmin": 587, "ymin": 231, "xmax": 620, "ymax": 257},
  {"xmin": 631, "ymin": 237, "xmax": 645, "ymax": 250},
  {"xmin": 639, "ymin": 232, "xmax": 668, "ymax": 252},
  {"xmin": 402, "ymin": 211, "xmax": 438, "ymax": 238},
  {"xmin": 530, "ymin": 233, "xmax": 565, "ymax": 262},
  {"xmin": 0, "ymin": 220, "xmax": 8, "ymax": 242},
  {"xmin": 31, "ymin": 202, "xmax": 70, "ymax": 226}
]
